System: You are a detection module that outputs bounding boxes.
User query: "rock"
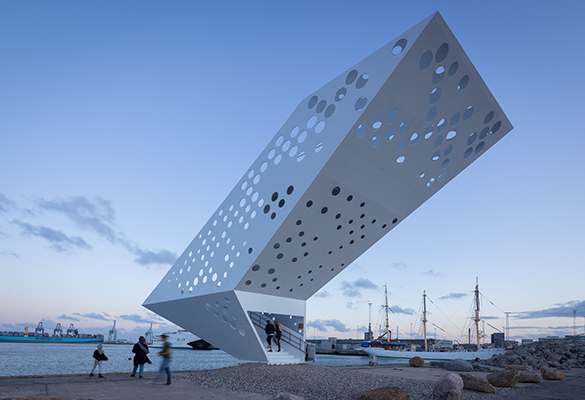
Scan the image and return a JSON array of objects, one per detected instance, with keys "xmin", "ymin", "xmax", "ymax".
[
  {"xmin": 471, "ymin": 363, "xmax": 496, "ymax": 372},
  {"xmin": 269, "ymin": 394, "xmax": 305, "ymax": 400},
  {"xmin": 355, "ymin": 386, "xmax": 411, "ymax": 400},
  {"xmin": 540, "ymin": 366, "xmax": 565, "ymax": 380},
  {"xmin": 505, "ymin": 365, "xmax": 532, "ymax": 371},
  {"xmin": 433, "ymin": 373, "xmax": 463, "ymax": 400},
  {"xmin": 458, "ymin": 373, "xmax": 496, "ymax": 393},
  {"xmin": 444, "ymin": 358, "xmax": 473, "ymax": 372},
  {"xmin": 430, "ymin": 361, "xmax": 446, "ymax": 368},
  {"xmin": 519, "ymin": 370, "xmax": 543, "ymax": 383},
  {"xmin": 409, "ymin": 356, "xmax": 424, "ymax": 368},
  {"xmin": 486, "ymin": 370, "xmax": 521, "ymax": 387}
]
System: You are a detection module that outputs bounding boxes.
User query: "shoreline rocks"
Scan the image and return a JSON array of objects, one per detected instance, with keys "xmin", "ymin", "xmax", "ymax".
[{"xmin": 485, "ymin": 339, "xmax": 585, "ymax": 370}]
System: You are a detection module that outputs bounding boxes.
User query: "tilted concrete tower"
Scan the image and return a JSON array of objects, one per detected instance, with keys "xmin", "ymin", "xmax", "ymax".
[{"xmin": 143, "ymin": 12, "xmax": 513, "ymax": 364}]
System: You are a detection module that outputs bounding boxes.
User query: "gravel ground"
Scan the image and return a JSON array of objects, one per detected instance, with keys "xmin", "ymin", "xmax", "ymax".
[{"xmin": 186, "ymin": 363, "xmax": 524, "ymax": 400}]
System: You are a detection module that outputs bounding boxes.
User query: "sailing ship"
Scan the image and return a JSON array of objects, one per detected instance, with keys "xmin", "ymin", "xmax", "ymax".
[{"xmin": 362, "ymin": 280, "xmax": 505, "ymax": 361}]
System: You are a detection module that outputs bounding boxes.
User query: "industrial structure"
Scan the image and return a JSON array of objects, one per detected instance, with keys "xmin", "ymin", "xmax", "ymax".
[{"xmin": 143, "ymin": 12, "xmax": 512, "ymax": 364}]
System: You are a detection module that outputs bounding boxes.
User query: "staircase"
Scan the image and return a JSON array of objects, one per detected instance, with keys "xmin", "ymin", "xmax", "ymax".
[{"xmin": 249, "ymin": 311, "xmax": 306, "ymax": 364}]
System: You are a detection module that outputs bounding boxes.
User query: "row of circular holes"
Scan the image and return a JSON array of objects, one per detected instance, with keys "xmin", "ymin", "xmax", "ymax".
[
  {"xmin": 242, "ymin": 186, "xmax": 399, "ymax": 292},
  {"xmin": 204, "ymin": 298, "xmax": 246, "ymax": 337}
]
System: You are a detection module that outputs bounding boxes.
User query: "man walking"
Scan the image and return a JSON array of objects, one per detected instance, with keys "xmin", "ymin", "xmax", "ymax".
[{"xmin": 151, "ymin": 334, "xmax": 172, "ymax": 385}]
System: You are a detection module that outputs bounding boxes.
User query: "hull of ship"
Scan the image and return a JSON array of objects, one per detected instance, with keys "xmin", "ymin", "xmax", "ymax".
[
  {"xmin": 0, "ymin": 336, "xmax": 104, "ymax": 343},
  {"xmin": 363, "ymin": 346, "xmax": 504, "ymax": 361}
]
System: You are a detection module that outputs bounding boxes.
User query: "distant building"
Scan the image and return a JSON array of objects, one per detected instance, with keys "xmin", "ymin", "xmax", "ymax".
[
  {"xmin": 521, "ymin": 339, "xmax": 534, "ymax": 345},
  {"xmin": 538, "ymin": 336, "xmax": 560, "ymax": 341},
  {"xmin": 491, "ymin": 332, "xmax": 505, "ymax": 347}
]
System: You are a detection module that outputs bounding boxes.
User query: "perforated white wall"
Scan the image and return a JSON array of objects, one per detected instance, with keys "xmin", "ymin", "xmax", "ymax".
[{"xmin": 143, "ymin": 12, "xmax": 513, "ymax": 363}]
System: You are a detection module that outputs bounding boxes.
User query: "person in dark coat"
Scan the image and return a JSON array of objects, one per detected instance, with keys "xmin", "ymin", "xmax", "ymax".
[
  {"xmin": 89, "ymin": 344, "xmax": 108, "ymax": 378},
  {"xmin": 265, "ymin": 320, "xmax": 276, "ymax": 352},
  {"xmin": 130, "ymin": 336, "xmax": 151, "ymax": 378},
  {"xmin": 274, "ymin": 321, "xmax": 282, "ymax": 352}
]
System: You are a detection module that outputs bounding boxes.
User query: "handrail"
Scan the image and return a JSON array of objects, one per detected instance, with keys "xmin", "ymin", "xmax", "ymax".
[{"xmin": 249, "ymin": 312, "xmax": 307, "ymax": 353}]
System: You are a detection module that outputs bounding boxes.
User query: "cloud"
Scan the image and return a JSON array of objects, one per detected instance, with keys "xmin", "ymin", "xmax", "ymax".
[
  {"xmin": 313, "ymin": 290, "xmax": 331, "ymax": 298},
  {"xmin": 57, "ymin": 314, "xmax": 80, "ymax": 321},
  {"xmin": 119, "ymin": 314, "xmax": 153, "ymax": 324},
  {"xmin": 390, "ymin": 305, "xmax": 415, "ymax": 315},
  {"xmin": 346, "ymin": 302, "xmax": 355, "ymax": 309},
  {"xmin": 73, "ymin": 312, "xmax": 110, "ymax": 321},
  {"xmin": 341, "ymin": 278, "xmax": 379, "ymax": 298},
  {"xmin": 422, "ymin": 270, "xmax": 442, "ymax": 277},
  {"xmin": 0, "ymin": 193, "xmax": 16, "ymax": 213},
  {"xmin": 128, "ymin": 247, "xmax": 177, "ymax": 266},
  {"xmin": 514, "ymin": 300, "xmax": 585, "ymax": 319},
  {"xmin": 307, "ymin": 319, "xmax": 351, "ymax": 333},
  {"xmin": 439, "ymin": 293, "xmax": 467, "ymax": 300},
  {"xmin": 391, "ymin": 262, "xmax": 407, "ymax": 269},
  {"xmin": 0, "ymin": 250, "xmax": 19, "ymax": 258},
  {"xmin": 36, "ymin": 196, "xmax": 117, "ymax": 242},
  {"xmin": 12, "ymin": 219, "xmax": 91, "ymax": 253}
]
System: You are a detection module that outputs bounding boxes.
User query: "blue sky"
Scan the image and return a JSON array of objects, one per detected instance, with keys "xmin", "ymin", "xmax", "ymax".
[{"xmin": 1, "ymin": 1, "xmax": 584, "ymax": 343}]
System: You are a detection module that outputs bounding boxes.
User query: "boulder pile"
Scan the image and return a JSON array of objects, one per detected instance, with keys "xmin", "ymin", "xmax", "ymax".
[{"xmin": 484, "ymin": 339, "xmax": 585, "ymax": 370}]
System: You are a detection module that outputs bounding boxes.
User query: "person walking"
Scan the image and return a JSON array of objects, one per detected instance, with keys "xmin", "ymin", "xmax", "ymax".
[
  {"xmin": 151, "ymin": 334, "xmax": 172, "ymax": 385},
  {"xmin": 265, "ymin": 320, "xmax": 275, "ymax": 352},
  {"xmin": 274, "ymin": 321, "xmax": 282, "ymax": 352},
  {"xmin": 89, "ymin": 344, "xmax": 108, "ymax": 378},
  {"xmin": 130, "ymin": 336, "xmax": 151, "ymax": 378}
]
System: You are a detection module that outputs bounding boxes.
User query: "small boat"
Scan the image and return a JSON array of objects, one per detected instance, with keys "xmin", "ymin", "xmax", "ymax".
[{"xmin": 362, "ymin": 280, "xmax": 505, "ymax": 361}]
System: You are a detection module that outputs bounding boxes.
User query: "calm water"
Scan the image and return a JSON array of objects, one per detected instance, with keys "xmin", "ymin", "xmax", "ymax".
[{"xmin": 0, "ymin": 343, "xmax": 401, "ymax": 377}]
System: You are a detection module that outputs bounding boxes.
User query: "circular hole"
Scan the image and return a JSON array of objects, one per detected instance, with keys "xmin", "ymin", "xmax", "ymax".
[
  {"xmin": 282, "ymin": 140, "xmax": 291, "ymax": 152},
  {"xmin": 271, "ymin": 212, "xmax": 276, "ymax": 219},
  {"xmin": 438, "ymin": 172, "xmax": 446, "ymax": 182},
  {"xmin": 332, "ymin": 187, "xmax": 341, "ymax": 196},
  {"xmin": 491, "ymin": 121, "xmax": 502, "ymax": 134},
  {"xmin": 290, "ymin": 126, "xmax": 300, "ymax": 138},
  {"xmin": 306, "ymin": 200, "xmax": 313, "ymax": 207},
  {"xmin": 450, "ymin": 113, "xmax": 460, "ymax": 126},
  {"xmin": 355, "ymin": 97, "xmax": 367, "ymax": 111},
  {"xmin": 396, "ymin": 155, "xmax": 405, "ymax": 165},
  {"xmin": 399, "ymin": 121, "xmax": 409, "ymax": 135},
  {"xmin": 356, "ymin": 74, "xmax": 369, "ymax": 89},
  {"xmin": 298, "ymin": 131, "xmax": 307, "ymax": 143},
  {"xmin": 431, "ymin": 150, "xmax": 440, "ymax": 162},
  {"xmin": 346, "ymin": 69, "xmax": 358, "ymax": 85},
  {"xmin": 321, "ymin": 207, "xmax": 328, "ymax": 214},
  {"xmin": 308, "ymin": 96, "xmax": 318, "ymax": 109},
  {"xmin": 275, "ymin": 136, "xmax": 284, "ymax": 147},
  {"xmin": 475, "ymin": 141, "xmax": 485, "ymax": 153},
  {"xmin": 371, "ymin": 116, "xmax": 383, "ymax": 131},
  {"xmin": 274, "ymin": 154, "xmax": 282, "ymax": 164},
  {"xmin": 464, "ymin": 147, "xmax": 473, "ymax": 158},
  {"xmin": 419, "ymin": 172, "xmax": 425, "ymax": 179},
  {"xmin": 419, "ymin": 50, "xmax": 433, "ymax": 70},
  {"xmin": 467, "ymin": 132, "xmax": 477, "ymax": 145},
  {"xmin": 254, "ymin": 174, "xmax": 260, "ymax": 184},
  {"xmin": 427, "ymin": 178, "xmax": 435, "ymax": 187},
  {"xmin": 371, "ymin": 136, "xmax": 381, "ymax": 148},
  {"xmin": 356, "ymin": 123, "xmax": 367, "ymax": 138},
  {"xmin": 479, "ymin": 126, "xmax": 489, "ymax": 140},
  {"xmin": 287, "ymin": 186, "xmax": 294, "ymax": 194},
  {"xmin": 424, "ymin": 125, "xmax": 434, "ymax": 139},
  {"xmin": 335, "ymin": 87, "xmax": 347, "ymax": 101},
  {"xmin": 398, "ymin": 139, "xmax": 406, "ymax": 150},
  {"xmin": 297, "ymin": 151, "xmax": 305, "ymax": 162},
  {"xmin": 458, "ymin": 75, "xmax": 469, "ymax": 90},
  {"xmin": 437, "ymin": 118, "xmax": 446, "ymax": 133},
  {"xmin": 435, "ymin": 43, "xmax": 449, "ymax": 63},
  {"xmin": 385, "ymin": 109, "xmax": 397, "ymax": 124},
  {"xmin": 289, "ymin": 146, "xmax": 298, "ymax": 157},
  {"xmin": 316, "ymin": 100, "xmax": 327, "ymax": 113},
  {"xmin": 440, "ymin": 159, "xmax": 450, "ymax": 170},
  {"xmin": 429, "ymin": 88, "xmax": 441, "ymax": 105},
  {"xmin": 385, "ymin": 128, "xmax": 395, "ymax": 141},
  {"xmin": 434, "ymin": 135, "xmax": 444, "ymax": 148},
  {"xmin": 448, "ymin": 61, "xmax": 459, "ymax": 76},
  {"xmin": 484, "ymin": 111, "xmax": 494, "ymax": 124},
  {"xmin": 315, "ymin": 121, "xmax": 325, "ymax": 133},
  {"xmin": 307, "ymin": 116, "xmax": 317, "ymax": 129},
  {"xmin": 268, "ymin": 268, "xmax": 275, "ymax": 274},
  {"xmin": 444, "ymin": 144, "xmax": 453, "ymax": 156},
  {"xmin": 347, "ymin": 195, "xmax": 353, "ymax": 201},
  {"xmin": 324, "ymin": 104, "xmax": 336, "ymax": 118},
  {"xmin": 279, "ymin": 199, "xmax": 285, "ymax": 207},
  {"xmin": 426, "ymin": 107, "xmax": 438, "ymax": 122},
  {"xmin": 463, "ymin": 106, "xmax": 474, "ymax": 120},
  {"xmin": 392, "ymin": 38, "xmax": 407, "ymax": 55},
  {"xmin": 276, "ymin": 253, "xmax": 283, "ymax": 259},
  {"xmin": 432, "ymin": 67, "xmax": 444, "ymax": 84},
  {"xmin": 446, "ymin": 130, "xmax": 457, "ymax": 141},
  {"xmin": 410, "ymin": 132, "xmax": 419, "ymax": 145}
]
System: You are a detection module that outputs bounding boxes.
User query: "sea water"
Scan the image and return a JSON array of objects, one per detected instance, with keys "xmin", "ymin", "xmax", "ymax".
[{"xmin": 0, "ymin": 343, "xmax": 401, "ymax": 377}]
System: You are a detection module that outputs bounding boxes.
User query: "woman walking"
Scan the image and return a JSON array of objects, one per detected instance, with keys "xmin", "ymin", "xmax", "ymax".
[
  {"xmin": 130, "ymin": 336, "xmax": 151, "ymax": 378},
  {"xmin": 89, "ymin": 344, "xmax": 108, "ymax": 378}
]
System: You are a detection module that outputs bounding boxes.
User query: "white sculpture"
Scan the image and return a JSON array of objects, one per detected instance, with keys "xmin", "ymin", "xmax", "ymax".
[{"xmin": 143, "ymin": 12, "xmax": 513, "ymax": 364}]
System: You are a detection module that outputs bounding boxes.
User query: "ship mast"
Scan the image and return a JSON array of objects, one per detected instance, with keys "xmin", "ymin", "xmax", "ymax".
[
  {"xmin": 423, "ymin": 290, "xmax": 428, "ymax": 351},
  {"xmin": 384, "ymin": 284, "xmax": 390, "ymax": 342},
  {"xmin": 474, "ymin": 278, "xmax": 481, "ymax": 351}
]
